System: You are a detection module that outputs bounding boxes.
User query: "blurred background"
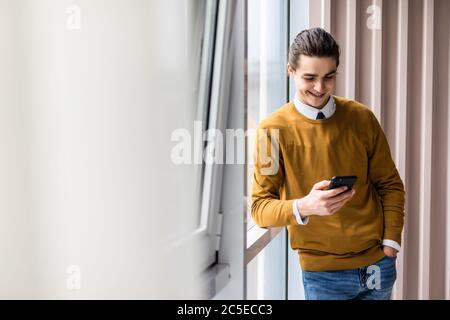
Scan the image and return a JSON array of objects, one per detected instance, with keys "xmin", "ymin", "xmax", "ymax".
[{"xmin": 0, "ymin": 0, "xmax": 449, "ymax": 300}]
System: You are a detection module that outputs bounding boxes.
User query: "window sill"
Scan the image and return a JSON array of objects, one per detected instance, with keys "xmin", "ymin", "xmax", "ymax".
[{"xmin": 245, "ymin": 225, "xmax": 284, "ymax": 264}]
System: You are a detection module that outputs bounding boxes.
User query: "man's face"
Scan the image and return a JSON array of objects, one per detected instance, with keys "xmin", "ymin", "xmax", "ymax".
[{"xmin": 288, "ymin": 55, "xmax": 337, "ymax": 109}]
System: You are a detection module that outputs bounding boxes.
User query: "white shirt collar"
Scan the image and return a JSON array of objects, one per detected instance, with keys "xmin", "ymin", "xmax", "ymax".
[{"xmin": 293, "ymin": 94, "xmax": 336, "ymax": 120}]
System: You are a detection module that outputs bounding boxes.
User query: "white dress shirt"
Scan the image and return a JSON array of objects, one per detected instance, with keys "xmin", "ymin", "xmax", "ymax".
[{"xmin": 291, "ymin": 94, "xmax": 401, "ymax": 252}]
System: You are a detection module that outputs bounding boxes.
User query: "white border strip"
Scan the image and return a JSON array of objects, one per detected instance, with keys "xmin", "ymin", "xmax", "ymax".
[
  {"xmin": 371, "ymin": 0, "xmax": 382, "ymax": 120},
  {"xmin": 418, "ymin": 0, "xmax": 434, "ymax": 300},
  {"xmin": 392, "ymin": 0, "xmax": 408, "ymax": 300},
  {"xmin": 345, "ymin": 0, "xmax": 356, "ymax": 99},
  {"xmin": 321, "ymin": 0, "xmax": 331, "ymax": 31}
]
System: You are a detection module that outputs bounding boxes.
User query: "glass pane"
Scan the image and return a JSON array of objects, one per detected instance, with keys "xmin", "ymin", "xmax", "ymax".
[
  {"xmin": 287, "ymin": 0, "xmax": 309, "ymax": 300},
  {"xmin": 246, "ymin": 0, "xmax": 288, "ymax": 230},
  {"xmin": 192, "ymin": 0, "xmax": 218, "ymax": 229},
  {"xmin": 246, "ymin": 229, "xmax": 287, "ymax": 299}
]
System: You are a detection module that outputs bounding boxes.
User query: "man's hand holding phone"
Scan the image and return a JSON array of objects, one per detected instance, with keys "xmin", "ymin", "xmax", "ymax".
[{"xmin": 296, "ymin": 180, "xmax": 356, "ymax": 219}]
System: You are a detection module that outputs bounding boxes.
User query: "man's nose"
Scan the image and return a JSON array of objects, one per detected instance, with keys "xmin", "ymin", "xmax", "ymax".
[{"xmin": 314, "ymin": 80, "xmax": 326, "ymax": 92}]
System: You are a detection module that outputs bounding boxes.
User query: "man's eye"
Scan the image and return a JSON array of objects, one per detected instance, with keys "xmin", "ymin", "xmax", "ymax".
[{"xmin": 304, "ymin": 78, "xmax": 314, "ymax": 81}]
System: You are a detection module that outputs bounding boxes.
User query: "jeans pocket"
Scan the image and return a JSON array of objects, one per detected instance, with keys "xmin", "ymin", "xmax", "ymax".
[{"xmin": 378, "ymin": 256, "xmax": 397, "ymax": 288}]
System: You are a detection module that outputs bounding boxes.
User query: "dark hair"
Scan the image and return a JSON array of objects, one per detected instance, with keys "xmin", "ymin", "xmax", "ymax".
[{"xmin": 288, "ymin": 28, "xmax": 340, "ymax": 70}]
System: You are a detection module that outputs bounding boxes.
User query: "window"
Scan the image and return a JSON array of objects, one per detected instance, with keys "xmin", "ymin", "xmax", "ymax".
[
  {"xmin": 245, "ymin": 0, "xmax": 289, "ymax": 300},
  {"xmin": 246, "ymin": 0, "xmax": 289, "ymax": 231},
  {"xmin": 165, "ymin": 0, "xmax": 221, "ymax": 278}
]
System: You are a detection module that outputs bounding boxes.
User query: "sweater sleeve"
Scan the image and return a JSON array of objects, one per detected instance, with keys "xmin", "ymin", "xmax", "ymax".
[
  {"xmin": 251, "ymin": 126, "xmax": 297, "ymax": 227},
  {"xmin": 367, "ymin": 113, "xmax": 406, "ymax": 245}
]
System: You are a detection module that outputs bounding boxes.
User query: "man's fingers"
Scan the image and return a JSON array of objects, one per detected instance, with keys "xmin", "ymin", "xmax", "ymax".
[
  {"xmin": 326, "ymin": 192, "xmax": 354, "ymax": 214},
  {"xmin": 313, "ymin": 180, "xmax": 331, "ymax": 190},
  {"xmin": 328, "ymin": 199, "xmax": 349, "ymax": 214},
  {"xmin": 321, "ymin": 186, "xmax": 349, "ymax": 198},
  {"xmin": 327, "ymin": 189, "xmax": 354, "ymax": 205}
]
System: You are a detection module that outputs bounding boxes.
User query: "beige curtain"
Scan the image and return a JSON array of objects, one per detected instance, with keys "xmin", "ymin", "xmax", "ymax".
[{"xmin": 308, "ymin": 0, "xmax": 450, "ymax": 300}]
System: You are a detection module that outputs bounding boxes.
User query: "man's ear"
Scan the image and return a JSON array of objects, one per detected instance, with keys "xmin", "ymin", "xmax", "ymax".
[{"xmin": 287, "ymin": 63, "xmax": 295, "ymax": 76}]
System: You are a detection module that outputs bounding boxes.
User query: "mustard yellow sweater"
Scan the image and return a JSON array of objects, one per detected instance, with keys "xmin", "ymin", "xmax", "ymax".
[{"xmin": 251, "ymin": 96, "xmax": 405, "ymax": 271}]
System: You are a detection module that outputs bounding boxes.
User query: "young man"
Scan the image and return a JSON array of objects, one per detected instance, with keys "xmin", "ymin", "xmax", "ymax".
[{"xmin": 251, "ymin": 28, "xmax": 405, "ymax": 300}]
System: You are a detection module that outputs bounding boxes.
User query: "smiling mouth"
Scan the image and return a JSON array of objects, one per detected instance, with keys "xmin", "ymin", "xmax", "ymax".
[{"xmin": 308, "ymin": 91, "xmax": 326, "ymax": 98}]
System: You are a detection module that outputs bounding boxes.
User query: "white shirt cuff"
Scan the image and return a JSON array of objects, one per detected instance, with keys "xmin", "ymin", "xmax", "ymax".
[
  {"xmin": 293, "ymin": 199, "xmax": 309, "ymax": 225},
  {"xmin": 382, "ymin": 239, "xmax": 401, "ymax": 252}
]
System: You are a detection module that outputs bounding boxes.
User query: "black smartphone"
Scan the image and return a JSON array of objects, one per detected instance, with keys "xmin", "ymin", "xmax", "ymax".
[{"xmin": 328, "ymin": 176, "xmax": 357, "ymax": 192}]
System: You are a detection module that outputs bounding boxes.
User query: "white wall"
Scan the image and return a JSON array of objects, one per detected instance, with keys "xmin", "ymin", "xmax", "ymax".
[{"xmin": 0, "ymin": 0, "xmax": 202, "ymax": 298}]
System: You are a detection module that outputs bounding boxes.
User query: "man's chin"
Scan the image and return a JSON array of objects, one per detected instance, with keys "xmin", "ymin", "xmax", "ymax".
[{"xmin": 306, "ymin": 95, "xmax": 329, "ymax": 108}]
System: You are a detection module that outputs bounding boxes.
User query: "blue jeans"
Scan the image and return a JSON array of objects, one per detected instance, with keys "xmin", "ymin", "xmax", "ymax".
[{"xmin": 302, "ymin": 255, "xmax": 397, "ymax": 300}]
